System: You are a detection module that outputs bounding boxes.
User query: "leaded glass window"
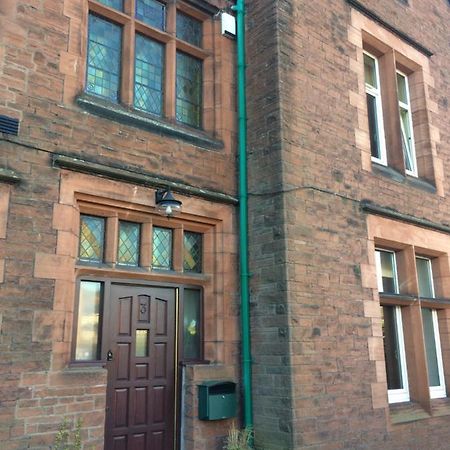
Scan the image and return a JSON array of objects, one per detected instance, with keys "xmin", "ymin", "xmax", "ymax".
[
  {"xmin": 134, "ymin": 35, "xmax": 164, "ymax": 115},
  {"xmin": 152, "ymin": 227, "xmax": 173, "ymax": 270},
  {"xmin": 118, "ymin": 221, "xmax": 140, "ymax": 266},
  {"xmin": 79, "ymin": 215, "xmax": 105, "ymax": 263},
  {"xmin": 176, "ymin": 52, "xmax": 202, "ymax": 127},
  {"xmin": 97, "ymin": 0, "xmax": 123, "ymax": 11},
  {"xmin": 184, "ymin": 231, "xmax": 202, "ymax": 273},
  {"xmin": 135, "ymin": 0, "xmax": 165, "ymax": 30},
  {"xmin": 86, "ymin": 14, "xmax": 122, "ymax": 102},
  {"xmin": 176, "ymin": 11, "xmax": 202, "ymax": 47}
]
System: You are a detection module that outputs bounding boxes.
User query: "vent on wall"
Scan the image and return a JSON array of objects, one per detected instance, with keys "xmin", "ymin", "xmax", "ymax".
[{"xmin": 0, "ymin": 115, "xmax": 19, "ymax": 135}]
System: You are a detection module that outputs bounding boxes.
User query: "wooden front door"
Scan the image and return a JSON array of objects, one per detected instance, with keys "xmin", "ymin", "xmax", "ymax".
[{"xmin": 105, "ymin": 284, "xmax": 177, "ymax": 450}]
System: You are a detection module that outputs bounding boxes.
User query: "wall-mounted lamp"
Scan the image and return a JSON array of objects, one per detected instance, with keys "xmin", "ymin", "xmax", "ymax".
[{"xmin": 155, "ymin": 189, "xmax": 182, "ymax": 217}]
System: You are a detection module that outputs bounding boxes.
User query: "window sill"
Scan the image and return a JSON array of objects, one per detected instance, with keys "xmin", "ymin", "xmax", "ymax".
[
  {"xmin": 431, "ymin": 398, "xmax": 450, "ymax": 418},
  {"xmin": 371, "ymin": 162, "xmax": 436, "ymax": 194},
  {"xmin": 76, "ymin": 260, "xmax": 210, "ymax": 280},
  {"xmin": 76, "ymin": 93, "xmax": 224, "ymax": 151},
  {"xmin": 67, "ymin": 361, "xmax": 106, "ymax": 371},
  {"xmin": 389, "ymin": 401, "xmax": 430, "ymax": 425},
  {"xmin": 180, "ymin": 360, "xmax": 211, "ymax": 366}
]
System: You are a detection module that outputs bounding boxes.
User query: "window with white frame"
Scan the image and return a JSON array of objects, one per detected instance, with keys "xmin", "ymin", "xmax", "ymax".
[
  {"xmin": 361, "ymin": 46, "xmax": 422, "ymax": 178},
  {"xmin": 375, "ymin": 248, "xmax": 448, "ymax": 405},
  {"xmin": 376, "ymin": 249, "xmax": 410, "ymax": 403},
  {"xmin": 416, "ymin": 256, "xmax": 447, "ymax": 398},
  {"xmin": 364, "ymin": 52, "xmax": 386, "ymax": 166},
  {"xmin": 397, "ymin": 71, "xmax": 417, "ymax": 176}
]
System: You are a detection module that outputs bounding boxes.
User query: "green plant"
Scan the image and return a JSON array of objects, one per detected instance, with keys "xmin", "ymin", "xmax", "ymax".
[
  {"xmin": 224, "ymin": 422, "xmax": 253, "ymax": 450},
  {"xmin": 53, "ymin": 418, "xmax": 83, "ymax": 450}
]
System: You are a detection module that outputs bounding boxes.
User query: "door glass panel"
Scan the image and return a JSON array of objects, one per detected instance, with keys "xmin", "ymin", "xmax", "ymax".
[
  {"xmin": 79, "ymin": 215, "xmax": 105, "ymax": 263},
  {"xmin": 422, "ymin": 308, "xmax": 440, "ymax": 387},
  {"xmin": 183, "ymin": 289, "xmax": 201, "ymax": 360},
  {"xmin": 152, "ymin": 227, "xmax": 173, "ymax": 270},
  {"xmin": 118, "ymin": 221, "xmax": 141, "ymax": 266},
  {"xmin": 136, "ymin": 329, "xmax": 149, "ymax": 357},
  {"xmin": 75, "ymin": 281, "xmax": 102, "ymax": 360},
  {"xmin": 416, "ymin": 258, "xmax": 434, "ymax": 298},
  {"xmin": 382, "ymin": 305, "xmax": 404, "ymax": 390},
  {"xmin": 183, "ymin": 231, "xmax": 202, "ymax": 273}
]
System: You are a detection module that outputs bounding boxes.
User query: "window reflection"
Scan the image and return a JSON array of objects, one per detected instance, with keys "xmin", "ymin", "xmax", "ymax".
[
  {"xmin": 75, "ymin": 281, "xmax": 102, "ymax": 360},
  {"xmin": 183, "ymin": 289, "xmax": 201, "ymax": 360}
]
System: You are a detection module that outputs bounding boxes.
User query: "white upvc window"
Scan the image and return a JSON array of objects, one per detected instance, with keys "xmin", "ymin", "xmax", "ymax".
[
  {"xmin": 376, "ymin": 249, "xmax": 410, "ymax": 403},
  {"xmin": 416, "ymin": 256, "xmax": 435, "ymax": 299},
  {"xmin": 375, "ymin": 249, "xmax": 398, "ymax": 294},
  {"xmin": 422, "ymin": 308, "xmax": 447, "ymax": 399},
  {"xmin": 364, "ymin": 51, "xmax": 387, "ymax": 166},
  {"xmin": 416, "ymin": 256, "xmax": 447, "ymax": 398},
  {"xmin": 383, "ymin": 305, "xmax": 410, "ymax": 404},
  {"xmin": 396, "ymin": 71, "xmax": 417, "ymax": 177}
]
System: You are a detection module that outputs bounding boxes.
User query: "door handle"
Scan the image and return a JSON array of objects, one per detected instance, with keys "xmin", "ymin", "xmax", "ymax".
[{"xmin": 107, "ymin": 350, "xmax": 113, "ymax": 361}]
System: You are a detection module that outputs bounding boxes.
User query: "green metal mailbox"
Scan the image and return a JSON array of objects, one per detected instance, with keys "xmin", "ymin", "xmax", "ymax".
[{"xmin": 198, "ymin": 380, "xmax": 237, "ymax": 420}]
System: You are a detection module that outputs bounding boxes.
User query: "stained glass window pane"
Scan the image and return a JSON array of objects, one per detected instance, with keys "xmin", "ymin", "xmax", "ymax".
[
  {"xmin": 79, "ymin": 215, "xmax": 105, "ymax": 262},
  {"xmin": 152, "ymin": 227, "xmax": 172, "ymax": 270},
  {"xmin": 176, "ymin": 11, "xmax": 202, "ymax": 47},
  {"xmin": 97, "ymin": 0, "xmax": 123, "ymax": 11},
  {"xmin": 118, "ymin": 221, "xmax": 140, "ymax": 266},
  {"xmin": 75, "ymin": 281, "xmax": 102, "ymax": 361},
  {"xmin": 183, "ymin": 289, "xmax": 201, "ymax": 360},
  {"xmin": 86, "ymin": 14, "xmax": 122, "ymax": 102},
  {"xmin": 134, "ymin": 35, "xmax": 164, "ymax": 115},
  {"xmin": 184, "ymin": 231, "xmax": 202, "ymax": 273},
  {"xmin": 136, "ymin": 0, "xmax": 165, "ymax": 30},
  {"xmin": 176, "ymin": 52, "xmax": 202, "ymax": 127}
]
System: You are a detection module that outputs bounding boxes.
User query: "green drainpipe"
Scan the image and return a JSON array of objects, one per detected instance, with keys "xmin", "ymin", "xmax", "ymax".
[{"xmin": 232, "ymin": 0, "xmax": 253, "ymax": 431}]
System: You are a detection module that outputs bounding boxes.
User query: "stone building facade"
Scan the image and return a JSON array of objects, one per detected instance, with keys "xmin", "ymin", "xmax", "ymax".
[
  {"xmin": 0, "ymin": 0, "xmax": 239, "ymax": 449},
  {"xmin": 2, "ymin": 0, "xmax": 450, "ymax": 449},
  {"xmin": 246, "ymin": 0, "xmax": 450, "ymax": 449}
]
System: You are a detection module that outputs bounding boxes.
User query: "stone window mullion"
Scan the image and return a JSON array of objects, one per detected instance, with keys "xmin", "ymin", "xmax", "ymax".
[
  {"xmin": 397, "ymin": 245, "xmax": 432, "ymax": 411},
  {"xmin": 378, "ymin": 49, "xmax": 406, "ymax": 174},
  {"xmin": 140, "ymin": 221, "xmax": 153, "ymax": 270},
  {"xmin": 164, "ymin": 2, "xmax": 177, "ymax": 119},
  {"xmin": 105, "ymin": 215, "xmax": 119, "ymax": 265},
  {"xmin": 121, "ymin": 11, "xmax": 135, "ymax": 106}
]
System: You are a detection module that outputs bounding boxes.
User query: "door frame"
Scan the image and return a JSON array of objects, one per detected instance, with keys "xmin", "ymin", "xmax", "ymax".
[{"xmin": 72, "ymin": 276, "xmax": 205, "ymax": 450}]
